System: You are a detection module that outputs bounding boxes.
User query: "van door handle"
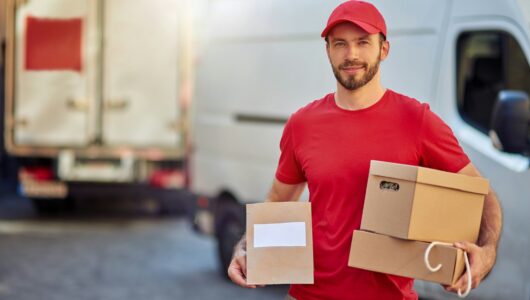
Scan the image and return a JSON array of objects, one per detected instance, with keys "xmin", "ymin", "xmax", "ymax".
[
  {"xmin": 13, "ymin": 117, "xmax": 29, "ymax": 128},
  {"xmin": 167, "ymin": 120, "xmax": 185, "ymax": 132},
  {"xmin": 66, "ymin": 98, "xmax": 89, "ymax": 112},
  {"xmin": 105, "ymin": 98, "xmax": 130, "ymax": 111}
]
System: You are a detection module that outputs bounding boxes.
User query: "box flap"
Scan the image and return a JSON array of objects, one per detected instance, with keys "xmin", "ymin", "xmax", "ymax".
[
  {"xmin": 370, "ymin": 160, "xmax": 489, "ymax": 195},
  {"xmin": 416, "ymin": 167, "xmax": 489, "ymax": 195},
  {"xmin": 369, "ymin": 160, "xmax": 419, "ymax": 182}
]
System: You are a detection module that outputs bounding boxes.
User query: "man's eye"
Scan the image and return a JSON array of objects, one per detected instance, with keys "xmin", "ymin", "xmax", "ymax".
[
  {"xmin": 334, "ymin": 42, "xmax": 346, "ymax": 47},
  {"xmin": 359, "ymin": 40, "xmax": 369, "ymax": 46}
]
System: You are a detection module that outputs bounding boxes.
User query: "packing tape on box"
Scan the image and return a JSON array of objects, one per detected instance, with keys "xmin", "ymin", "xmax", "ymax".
[{"xmin": 424, "ymin": 241, "xmax": 472, "ymax": 298}]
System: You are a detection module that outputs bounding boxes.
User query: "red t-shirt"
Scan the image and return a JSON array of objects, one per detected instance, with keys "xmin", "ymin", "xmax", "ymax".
[{"xmin": 275, "ymin": 90, "xmax": 470, "ymax": 300}]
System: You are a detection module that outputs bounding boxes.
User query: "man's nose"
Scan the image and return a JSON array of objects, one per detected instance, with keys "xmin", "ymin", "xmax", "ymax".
[{"xmin": 345, "ymin": 44, "xmax": 360, "ymax": 60}]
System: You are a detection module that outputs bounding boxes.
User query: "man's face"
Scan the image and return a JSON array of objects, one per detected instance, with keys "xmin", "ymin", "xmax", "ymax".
[{"xmin": 326, "ymin": 23, "xmax": 389, "ymax": 91}]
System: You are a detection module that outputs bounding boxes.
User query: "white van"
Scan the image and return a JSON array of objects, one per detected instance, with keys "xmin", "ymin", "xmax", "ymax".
[{"xmin": 191, "ymin": 0, "xmax": 530, "ymax": 299}]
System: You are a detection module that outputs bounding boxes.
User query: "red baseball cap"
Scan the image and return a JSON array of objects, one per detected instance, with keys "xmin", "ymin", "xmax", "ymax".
[{"xmin": 321, "ymin": 1, "xmax": 387, "ymax": 39}]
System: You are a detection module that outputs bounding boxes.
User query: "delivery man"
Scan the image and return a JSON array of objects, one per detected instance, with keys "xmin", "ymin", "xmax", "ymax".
[{"xmin": 227, "ymin": 1, "xmax": 502, "ymax": 299}]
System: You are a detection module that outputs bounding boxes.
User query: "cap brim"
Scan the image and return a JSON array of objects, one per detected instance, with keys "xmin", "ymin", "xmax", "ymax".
[{"xmin": 321, "ymin": 19, "xmax": 380, "ymax": 38}]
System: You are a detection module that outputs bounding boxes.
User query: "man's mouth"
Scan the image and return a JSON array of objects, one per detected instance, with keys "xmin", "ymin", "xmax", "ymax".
[{"xmin": 340, "ymin": 64, "xmax": 365, "ymax": 75}]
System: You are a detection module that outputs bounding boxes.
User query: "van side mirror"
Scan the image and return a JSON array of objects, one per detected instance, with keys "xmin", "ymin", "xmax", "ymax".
[{"xmin": 489, "ymin": 90, "xmax": 530, "ymax": 155}]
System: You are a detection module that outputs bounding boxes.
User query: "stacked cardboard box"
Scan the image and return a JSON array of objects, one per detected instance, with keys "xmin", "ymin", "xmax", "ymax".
[{"xmin": 349, "ymin": 160, "xmax": 489, "ymax": 286}]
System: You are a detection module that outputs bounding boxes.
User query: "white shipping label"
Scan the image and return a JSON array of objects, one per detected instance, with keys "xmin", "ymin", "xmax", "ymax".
[{"xmin": 253, "ymin": 222, "xmax": 306, "ymax": 248}]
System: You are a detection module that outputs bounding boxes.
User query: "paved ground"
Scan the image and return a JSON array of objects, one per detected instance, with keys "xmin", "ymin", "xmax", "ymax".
[{"xmin": 0, "ymin": 193, "xmax": 289, "ymax": 300}]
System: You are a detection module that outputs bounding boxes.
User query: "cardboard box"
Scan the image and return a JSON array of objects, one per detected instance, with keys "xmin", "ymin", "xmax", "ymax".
[
  {"xmin": 361, "ymin": 160, "xmax": 489, "ymax": 243},
  {"xmin": 246, "ymin": 202, "xmax": 313, "ymax": 285},
  {"xmin": 348, "ymin": 230, "xmax": 465, "ymax": 285}
]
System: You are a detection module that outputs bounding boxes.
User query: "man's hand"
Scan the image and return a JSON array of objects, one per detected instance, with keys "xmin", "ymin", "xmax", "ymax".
[
  {"xmin": 228, "ymin": 179, "xmax": 305, "ymax": 288},
  {"xmin": 227, "ymin": 239, "xmax": 264, "ymax": 288},
  {"xmin": 444, "ymin": 241, "xmax": 496, "ymax": 294},
  {"xmin": 444, "ymin": 163, "xmax": 502, "ymax": 295}
]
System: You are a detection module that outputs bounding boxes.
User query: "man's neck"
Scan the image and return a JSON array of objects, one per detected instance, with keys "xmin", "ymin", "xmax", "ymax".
[{"xmin": 334, "ymin": 76, "xmax": 387, "ymax": 111}]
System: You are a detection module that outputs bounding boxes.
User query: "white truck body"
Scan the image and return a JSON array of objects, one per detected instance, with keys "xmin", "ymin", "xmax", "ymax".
[
  {"xmin": 10, "ymin": 0, "xmax": 184, "ymax": 149},
  {"xmin": 4, "ymin": 0, "xmax": 192, "ymax": 199},
  {"xmin": 192, "ymin": 0, "xmax": 530, "ymax": 299}
]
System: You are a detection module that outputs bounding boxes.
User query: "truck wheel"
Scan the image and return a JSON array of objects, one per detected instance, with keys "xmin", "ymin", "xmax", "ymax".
[
  {"xmin": 216, "ymin": 201, "xmax": 245, "ymax": 277},
  {"xmin": 31, "ymin": 198, "xmax": 74, "ymax": 214}
]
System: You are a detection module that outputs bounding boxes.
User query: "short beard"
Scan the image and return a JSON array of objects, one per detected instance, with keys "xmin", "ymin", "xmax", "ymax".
[{"xmin": 331, "ymin": 55, "xmax": 381, "ymax": 91}]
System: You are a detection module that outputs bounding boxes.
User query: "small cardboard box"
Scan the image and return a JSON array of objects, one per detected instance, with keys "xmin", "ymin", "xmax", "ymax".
[
  {"xmin": 361, "ymin": 160, "xmax": 489, "ymax": 243},
  {"xmin": 348, "ymin": 230, "xmax": 465, "ymax": 285},
  {"xmin": 246, "ymin": 202, "xmax": 313, "ymax": 285}
]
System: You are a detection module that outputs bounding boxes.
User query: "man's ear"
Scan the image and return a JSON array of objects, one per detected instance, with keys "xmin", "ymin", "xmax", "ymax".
[
  {"xmin": 325, "ymin": 41, "xmax": 330, "ymax": 57},
  {"xmin": 380, "ymin": 40, "xmax": 390, "ymax": 61}
]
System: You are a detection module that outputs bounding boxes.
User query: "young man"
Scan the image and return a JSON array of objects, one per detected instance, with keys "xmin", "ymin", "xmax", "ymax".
[{"xmin": 228, "ymin": 1, "xmax": 502, "ymax": 299}]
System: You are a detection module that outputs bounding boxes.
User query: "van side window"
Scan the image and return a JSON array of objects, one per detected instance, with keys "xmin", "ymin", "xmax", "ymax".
[{"xmin": 457, "ymin": 31, "xmax": 530, "ymax": 133}]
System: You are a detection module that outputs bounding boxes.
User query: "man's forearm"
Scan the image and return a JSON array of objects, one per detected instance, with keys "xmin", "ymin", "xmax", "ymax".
[
  {"xmin": 477, "ymin": 189, "xmax": 502, "ymax": 261},
  {"xmin": 267, "ymin": 179, "xmax": 306, "ymax": 202},
  {"xmin": 458, "ymin": 163, "xmax": 503, "ymax": 251}
]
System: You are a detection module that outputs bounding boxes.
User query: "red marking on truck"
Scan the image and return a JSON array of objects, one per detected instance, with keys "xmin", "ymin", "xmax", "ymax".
[{"xmin": 25, "ymin": 16, "xmax": 83, "ymax": 72}]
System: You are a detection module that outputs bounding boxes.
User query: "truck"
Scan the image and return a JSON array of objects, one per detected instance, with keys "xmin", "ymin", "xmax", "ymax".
[
  {"xmin": 2, "ymin": 0, "xmax": 194, "ymax": 212},
  {"xmin": 190, "ymin": 0, "xmax": 530, "ymax": 299}
]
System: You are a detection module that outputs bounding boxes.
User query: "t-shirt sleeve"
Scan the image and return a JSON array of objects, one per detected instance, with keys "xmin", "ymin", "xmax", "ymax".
[
  {"xmin": 418, "ymin": 105, "xmax": 471, "ymax": 173},
  {"xmin": 275, "ymin": 116, "xmax": 306, "ymax": 184}
]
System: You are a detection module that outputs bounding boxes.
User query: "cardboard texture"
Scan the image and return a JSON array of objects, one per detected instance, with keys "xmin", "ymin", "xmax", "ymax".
[
  {"xmin": 348, "ymin": 230, "xmax": 465, "ymax": 285},
  {"xmin": 361, "ymin": 160, "xmax": 489, "ymax": 243},
  {"xmin": 246, "ymin": 202, "xmax": 313, "ymax": 285}
]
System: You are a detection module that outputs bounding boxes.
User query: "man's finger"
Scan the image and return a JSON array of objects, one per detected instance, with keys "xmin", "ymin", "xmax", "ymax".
[
  {"xmin": 235, "ymin": 250, "xmax": 247, "ymax": 277},
  {"xmin": 451, "ymin": 241, "xmax": 481, "ymax": 294},
  {"xmin": 456, "ymin": 271, "xmax": 469, "ymax": 293},
  {"xmin": 454, "ymin": 241, "xmax": 478, "ymax": 253},
  {"xmin": 228, "ymin": 261, "xmax": 257, "ymax": 289},
  {"xmin": 445, "ymin": 272, "xmax": 468, "ymax": 294}
]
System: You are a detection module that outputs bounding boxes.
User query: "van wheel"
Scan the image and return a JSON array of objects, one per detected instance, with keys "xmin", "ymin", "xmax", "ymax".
[{"xmin": 216, "ymin": 201, "xmax": 245, "ymax": 277}]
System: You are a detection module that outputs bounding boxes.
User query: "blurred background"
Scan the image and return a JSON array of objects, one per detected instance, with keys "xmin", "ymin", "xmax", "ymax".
[
  {"xmin": 0, "ymin": 0, "xmax": 289, "ymax": 299},
  {"xmin": 0, "ymin": 0, "xmax": 529, "ymax": 299}
]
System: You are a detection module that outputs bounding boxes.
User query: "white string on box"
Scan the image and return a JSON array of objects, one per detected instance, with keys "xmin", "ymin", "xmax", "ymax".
[{"xmin": 424, "ymin": 241, "xmax": 472, "ymax": 298}]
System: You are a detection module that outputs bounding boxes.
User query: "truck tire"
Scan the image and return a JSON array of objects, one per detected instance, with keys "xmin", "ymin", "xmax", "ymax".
[{"xmin": 216, "ymin": 200, "xmax": 245, "ymax": 277}]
